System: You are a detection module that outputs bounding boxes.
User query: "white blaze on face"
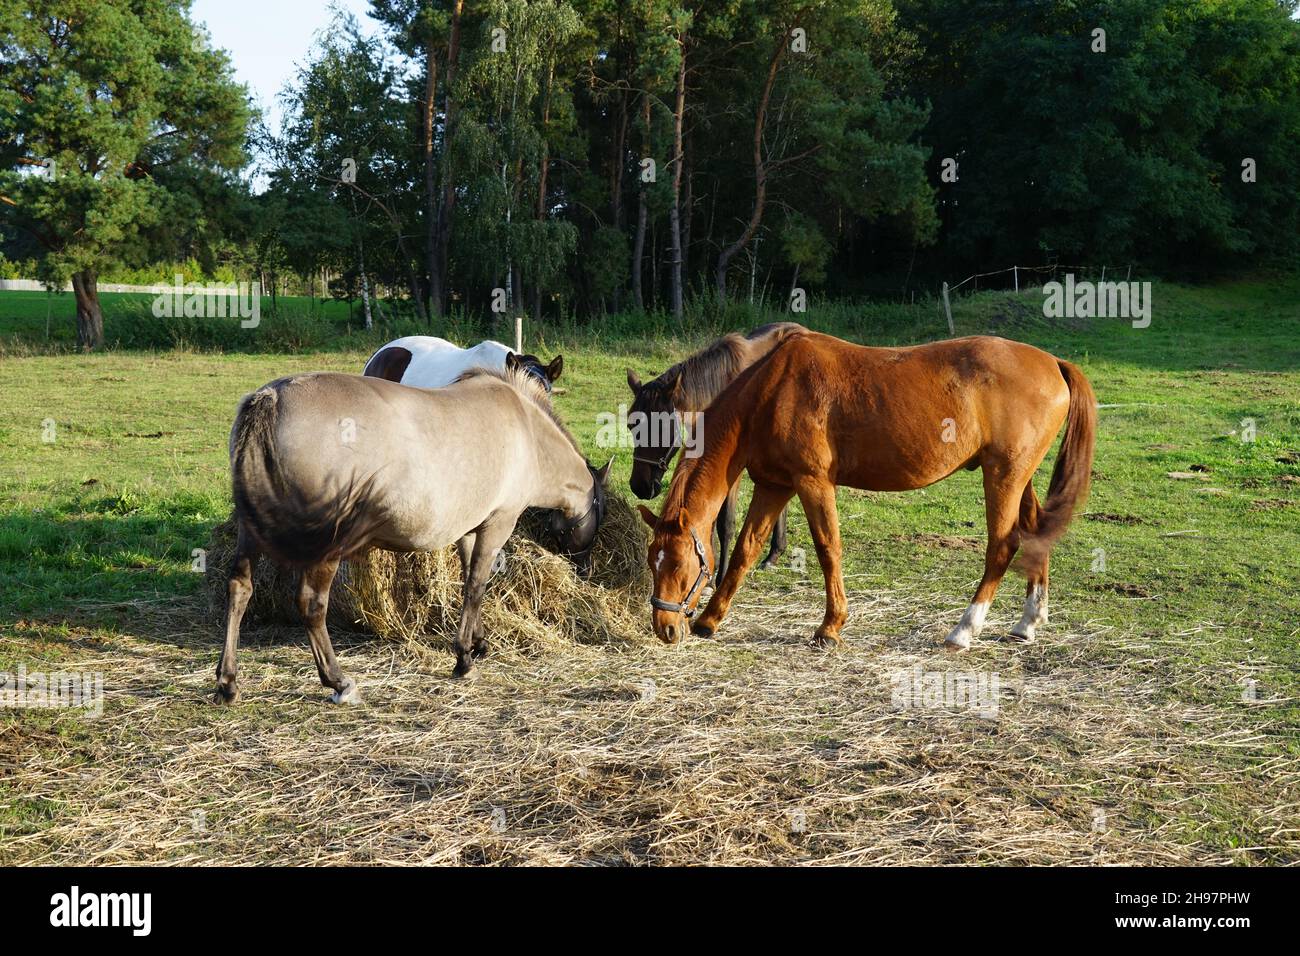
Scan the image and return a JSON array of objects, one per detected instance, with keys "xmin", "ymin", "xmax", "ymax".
[{"xmin": 655, "ymin": 549, "xmax": 665, "ymax": 572}]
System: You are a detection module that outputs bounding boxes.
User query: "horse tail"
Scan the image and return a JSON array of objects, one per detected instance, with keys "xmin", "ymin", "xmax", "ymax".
[
  {"xmin": 1016, "ymin": 360, "xmax": 1097, "ymax": 568},
  {"xmin": 230, "ymin": 382, "xmax": 383, "ymax": 565}
]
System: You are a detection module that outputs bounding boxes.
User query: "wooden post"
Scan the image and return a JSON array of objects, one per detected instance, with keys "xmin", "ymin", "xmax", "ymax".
[
  {"xmin": 515, "ymin": 315, "xmax": 523, "ymax": 354},
  {"xmin": 1101, "ymin": 266, "xmax": 1106, "ymax": 282},
  {"xmin": 942, "ymin": 282, "xmax": 954, "ymax": 336},
  {"xmin": 1013, "ymin": 266, "xmax": 1019, "ymax": 293}
]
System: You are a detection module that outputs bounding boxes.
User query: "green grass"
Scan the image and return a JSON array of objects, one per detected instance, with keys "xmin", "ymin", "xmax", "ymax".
[{"xmin": 1, "ymin": 277, "xmax": 1297, "ymax": 862}]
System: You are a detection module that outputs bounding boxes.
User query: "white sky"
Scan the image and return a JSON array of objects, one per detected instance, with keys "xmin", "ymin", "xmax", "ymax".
[{"xmin": 191, "ymin": 0, "xmax": 380, "ymax": 133}]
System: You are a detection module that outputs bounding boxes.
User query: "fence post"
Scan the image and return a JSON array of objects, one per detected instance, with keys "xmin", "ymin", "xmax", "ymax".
[
  {"xmin": 515, "ymin": 316, "xmax": 523, "ymax": 354},
  {"xmin": 1101, "ymin": 266, "xmax": 1106, "ymax": 283},
  {"xmin": 1013, "ymin": 266, "xmax": 1019, "ymax": 293},
  {"xmin": 942, "ymin": 282, "xmax": 954, "ymax": 336}
]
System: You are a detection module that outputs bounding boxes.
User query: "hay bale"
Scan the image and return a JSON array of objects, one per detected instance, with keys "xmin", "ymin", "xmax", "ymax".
[{"xmin": 203, "ymin": 493, "xmax": 652, "ymax": 651}]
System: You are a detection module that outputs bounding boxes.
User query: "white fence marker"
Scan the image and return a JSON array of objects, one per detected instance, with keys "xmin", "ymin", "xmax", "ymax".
[
  {"xmin": 941, "ymin": 282, "xmax": 954, "ymax": 336},
  {"xmin": 515, "ymin": 316, "xmax": 523, "ymax": 354}
]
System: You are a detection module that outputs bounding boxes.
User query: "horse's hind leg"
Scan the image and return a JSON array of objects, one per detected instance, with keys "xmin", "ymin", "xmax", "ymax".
[
  {"xmin": 945, "ymin": 468, "xmax": 1023, "ymax": 651},
  {"xmin": 1011, "ymin": 481, "xmax": 1049, "ymax": 642},
  {"xmin": 759, "ymin": 504, "xmax": 789, "ymax": 570},
  {"xmin": 297, "ymin": 559, "xmax": 356, "ymax": 704},
  {"xmin": 214, "ymin": 525, "xmax": 258, "ymax": 705}
]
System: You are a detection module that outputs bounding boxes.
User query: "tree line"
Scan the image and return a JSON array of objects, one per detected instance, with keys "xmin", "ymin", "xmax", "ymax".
[{"xmin": 3, "ymin": 0, "xmax": 1298, "ymax": 349}]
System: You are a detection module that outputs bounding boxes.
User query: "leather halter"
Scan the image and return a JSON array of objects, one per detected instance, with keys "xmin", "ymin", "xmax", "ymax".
[
  {"xmin": 632, "ymin": 412, "xmax": 681, "ymax": 473},
  {"xmin": 649, "ymin": 526, "xmax": 713, "ymax": 619}
]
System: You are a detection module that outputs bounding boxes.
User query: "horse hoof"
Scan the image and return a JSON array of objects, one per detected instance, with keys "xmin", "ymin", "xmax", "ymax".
[
  {"xmin": 943, "ymin": 636, "xmax": 970, "ymax": 653},
  {"xmin": 452, "ymin": 664, "xmax": 478, "ymax": 681},
  {"xmin": 811, "ymin": 633, "xmax": 841, "ymax": 650},
  {"xmin": 329, "ymin": 679, "xmax": 360, "ymax": 704},
  {"xmin": 1006, "ymin": 628, "xmax": 1035, "ymax": 644},
  {"xmin": 213, "ymin": 684, "xmax": 238, "ymax": 706},
  {"xmin": 690, "ymin": 621, "xmax": 715, "ymax": 638}
]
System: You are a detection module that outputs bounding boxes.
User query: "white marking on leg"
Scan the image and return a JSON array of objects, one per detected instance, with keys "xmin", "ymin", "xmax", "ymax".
[
  {"xmin": 1012, "ymin": 584, "xmax": 1047, "ymax": 641},
  {"xmin": 330, "ymin": 680, "xmax": 360, "ymax": 705},
  {"xmin": 944, "ymin": 601, "xmax": 989, "ymax": 650}
]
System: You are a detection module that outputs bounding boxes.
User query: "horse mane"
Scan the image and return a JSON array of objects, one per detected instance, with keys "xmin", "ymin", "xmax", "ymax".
[
  {"xmin": 455, "ymin": 366, "xmax": 582, "ymax": 454},
  {"xmin": 654, "ymin": 322, "xmax": 804, "ymax": 410}
]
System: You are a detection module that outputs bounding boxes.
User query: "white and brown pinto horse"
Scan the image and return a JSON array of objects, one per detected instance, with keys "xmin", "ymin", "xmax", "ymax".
[
  {"xmin": 641, "ymin": 332, "xmax": 1096, "ymax": 650},
  {"xmin": 363, "ymin": 335, "xmax": 563, "ymax": 391},
  {"xmin": 215, "ymin": 367, "xmax": 609, "ymax": 703}
]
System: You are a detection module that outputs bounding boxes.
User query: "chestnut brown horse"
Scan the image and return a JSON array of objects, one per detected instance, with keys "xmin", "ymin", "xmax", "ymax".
[{"xmin": 639, "ymin": 331, "xmax": 1096, "ymax": 650}]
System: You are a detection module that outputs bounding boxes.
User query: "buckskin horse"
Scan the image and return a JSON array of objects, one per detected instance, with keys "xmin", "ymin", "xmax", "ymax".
[
  {"xmin": 640, "ymin": 331, "xmax": 1096, "ymax": 650},
  {"xmin": 215, "ymin": 367, "xmax": 609, "ymax": 703},
  {"xmin": 363, "ymin": 335, "xmax": 564, "ymax": 391},
  {"xmin": 625, "ymin": 321, "xmax": 804, "ymax": 578}
]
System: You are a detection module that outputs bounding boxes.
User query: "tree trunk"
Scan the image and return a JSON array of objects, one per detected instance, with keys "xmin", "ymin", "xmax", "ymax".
[
  {"xmin": 71, "ymin": 270, "xmax": 103, "ymax": 351},
  {"xmin": 535, "ymin": 55, "xmax": 554, "ymax": 326},
  {"xmin": 433, "ymin": 0, "xmax": 464, "ymax": 319},
  {"xmin": 631, "ymin": 93, "xmax": 651, "ymax": 312},
  {"xmin": 423, "ymin": 42, "xmax": 441, "ymax": 323},
  {"xmin": 358, "ymin": 241, "xmax": 373, "ymax": 330},
  {"xmin": 715, "ymin": 31, "xmax": 790, "ymax": 303},
  {"xmin": 668, "ymin": 34, "xmax": 686, "ymax": 323},
  {"xmin": 680, "ymin": 131, "xmax": 692, "ymax": 296}
]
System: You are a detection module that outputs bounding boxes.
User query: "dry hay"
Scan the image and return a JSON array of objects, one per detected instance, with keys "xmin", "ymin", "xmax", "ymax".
[
  {"xmin": 202, "ymin": 492, "xmax": 651, "ymax": 652},
  {"xmin": 4, "ymin": 577, "xmax": 1298, "ymax": 866}
]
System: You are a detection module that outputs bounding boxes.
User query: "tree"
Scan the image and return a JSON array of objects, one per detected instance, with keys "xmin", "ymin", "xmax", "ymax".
[{"xmin": 0, "ymin": 0, "xmax": 250, "ymax": 349}]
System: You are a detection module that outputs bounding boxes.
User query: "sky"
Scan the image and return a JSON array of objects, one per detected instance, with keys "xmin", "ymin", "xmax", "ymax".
[{"xmin": 192, "ymin": 0, "xmax": 380, "ymax": 134}]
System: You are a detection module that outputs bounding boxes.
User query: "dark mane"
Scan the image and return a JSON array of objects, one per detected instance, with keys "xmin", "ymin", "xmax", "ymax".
[{"xmin": 650, "ymin": 322, "xmax": 805, "ymax": 410}]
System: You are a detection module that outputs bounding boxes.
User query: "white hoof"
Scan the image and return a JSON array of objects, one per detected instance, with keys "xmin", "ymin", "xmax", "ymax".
[
  {"xmin": 943, "ymin": 601, "xmax": 988, "ymax": 651},
  {"xmin": 329, "ymin": 680, "xmax": 360, "ymax": 705},
  {"xmin": 1007, "ymin": 625, "xmax": 1036, "ymax": 643}
]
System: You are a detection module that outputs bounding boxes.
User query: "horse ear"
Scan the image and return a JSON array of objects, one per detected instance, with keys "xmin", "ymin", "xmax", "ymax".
[
  {"xmin": 675, "ymin": 507, "xmax": 691, "ymax": 530},
  {"xmin": 546, "ymin": 354, "xmax": 563, "ymax": 382},
  {"xmin": 596, "ymin": 457, "xmax": 613, "ymax": 483},
  {"xmin": 505, "ymin": 352, "xmax": 520, "ymax": 371},
  {"xmin": 636, "ymin": 504, "xmax": 658, "ymax": 529},
  {"xmin": 626, "ymin": 368, "xmax": 642, "ymax": 393},
  {"xmin": 665, "ymin": 367, "xmax": 684, "ymax": 401}
]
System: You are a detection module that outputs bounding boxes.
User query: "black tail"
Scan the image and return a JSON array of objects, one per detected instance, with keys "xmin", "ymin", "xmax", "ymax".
[{"xmin": 230, "ymin": 383, "xmax": 386, "ymax": 565}]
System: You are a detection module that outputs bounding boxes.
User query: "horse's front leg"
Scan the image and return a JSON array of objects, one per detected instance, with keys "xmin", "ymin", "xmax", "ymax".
[
  {"xmin": 452, "ymin": 520, "xmax": 514, "ymax": 679},
  {"xmin": 794, "ymin": 480, "xmax": 846, "ymax": 648},
  {"xmin": 455, "ymin": 533, "xmax": 488, "ymax": 658},
  {"xmin": 693, "ymin": 484, "xmax": 793, "ymax": 638}
]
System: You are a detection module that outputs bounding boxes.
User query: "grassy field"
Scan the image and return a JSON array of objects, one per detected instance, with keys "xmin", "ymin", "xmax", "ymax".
[{"xmin": 1, "ymin": 278, "xmax": 1297, "ymax": 864}]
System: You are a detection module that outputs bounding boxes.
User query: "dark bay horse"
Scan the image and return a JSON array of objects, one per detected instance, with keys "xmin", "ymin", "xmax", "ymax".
[
  {"xmin": 626, "ymin": 322, "xmax": 804, "ymax": 578},
  {"xmin": 640, "ymin": 332, "xmax": 1096, "ymax": 650},
  {"xmin": 215, "ymin": 367, "xmax": 609, "ymax": 703}
]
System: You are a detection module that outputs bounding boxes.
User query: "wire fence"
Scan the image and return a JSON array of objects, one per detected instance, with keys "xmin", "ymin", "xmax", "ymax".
[{"xmin": 939, "ymin": 264, "xmax": 1135, "ymax": 334}]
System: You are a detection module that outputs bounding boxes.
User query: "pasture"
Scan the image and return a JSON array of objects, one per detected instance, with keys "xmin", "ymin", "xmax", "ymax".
[{"xmin": 1, "ymin": 279, "xmax": 1298, "ymax": 865}]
